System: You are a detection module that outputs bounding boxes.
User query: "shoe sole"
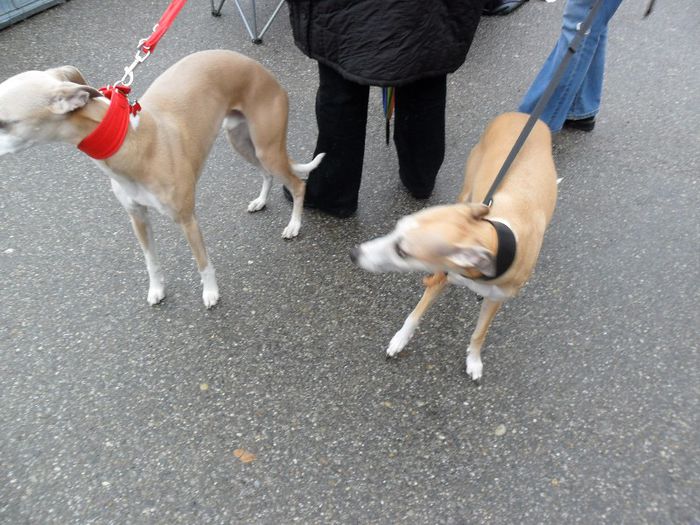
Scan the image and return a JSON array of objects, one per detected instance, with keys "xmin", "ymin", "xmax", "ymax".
[
  {"xmin": 482, "ymin": 0, "xmax": 529, "ymax": 16},
  {"xmin": 563, "ymin": 120, "xmax": 595, "ymax": 132}
]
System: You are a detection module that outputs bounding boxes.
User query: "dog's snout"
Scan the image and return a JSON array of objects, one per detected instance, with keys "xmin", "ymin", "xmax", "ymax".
[{"xmin": 349, "ymin": 246, "xmax": 360, "ymax": 264}]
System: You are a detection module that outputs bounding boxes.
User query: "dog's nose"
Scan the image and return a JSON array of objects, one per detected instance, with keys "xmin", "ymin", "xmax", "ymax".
[{"xmin": 349, "ymin": 246, "xmax": 360, "ymax": 264}]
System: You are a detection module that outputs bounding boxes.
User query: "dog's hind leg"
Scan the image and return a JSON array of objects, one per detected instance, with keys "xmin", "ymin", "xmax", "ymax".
[
  {"xmin": 243, "ymin": 93, "xmax": 311, "ymax": 238},
  {"xmin": 269, "ymin": 159, "xmax": 304, "ymax": 239},
  {"xmin": 386, "ymin": 273, "xmax": 448, "ymax": 358},
  {"xmin": 223, "ymin": 111, "xmax": 272, "ymax": 213},
  {"xmin": 253, "ymin": 146, "xmax": 306, "ymax": 238},
  {"xmin": 179, "ymin": 214, "xmax": 219, "ymax": 308},
  {"xmin": 466, "ymin": 298, "xmax": 503, "ymax": 381}
]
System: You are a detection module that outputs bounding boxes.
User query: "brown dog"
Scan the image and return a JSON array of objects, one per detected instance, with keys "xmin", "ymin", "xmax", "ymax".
[
  {"xmin": 0, "ymin": 50, "xmax": 324, "ymax": 307},
  {"xmin": 351, "ymin": 112, "xmax": 557, "ymax": 380}
]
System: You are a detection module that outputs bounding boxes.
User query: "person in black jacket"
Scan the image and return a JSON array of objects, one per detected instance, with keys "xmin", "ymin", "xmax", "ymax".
[{"xmin": 286, "ymin": 0, "xmax": 484, "ymax": 217}]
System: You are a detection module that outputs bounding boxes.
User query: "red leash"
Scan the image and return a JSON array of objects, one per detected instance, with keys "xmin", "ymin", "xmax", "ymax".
[
  {"xmin": 78, "ymin": 0, "xmax": 187, "ymax": 160},
  {"xmin": 120, "ymin": 0, "xmax": 188, "ymax": 87},
  {"xmin": 140, "ymin": 0, "xmax": 188, "ymax": 53}
]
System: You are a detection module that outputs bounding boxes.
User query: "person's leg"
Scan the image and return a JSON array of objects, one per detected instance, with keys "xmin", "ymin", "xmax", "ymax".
[
  {"xmin": 518, "ymin": 0, "xmax": 622, "ymax": 132},
  {"xmin": 567, "ymin": 0, "xmax": 622, "ymax": 122},
  {"xmin": 305, "ymin": 62, "xmax": 369, "ymax": 217},
  {"xmin": 393, "ymin": 74, "xmax": 447, "ymax": 199},
  {"xmin": 563, "ymin": 24, "xmax": 607, "ymax": 129}
]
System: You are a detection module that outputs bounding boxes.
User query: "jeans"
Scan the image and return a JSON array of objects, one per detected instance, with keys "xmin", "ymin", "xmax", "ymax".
[{"xmin": 518, "ymin": 0, "xmax": 624, "ymax": 132}]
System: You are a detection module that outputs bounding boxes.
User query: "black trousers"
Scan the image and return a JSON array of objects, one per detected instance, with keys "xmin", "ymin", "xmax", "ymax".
[{"xmin": 307, "ymin": 62, "xmax": 447, "ymax": 216}]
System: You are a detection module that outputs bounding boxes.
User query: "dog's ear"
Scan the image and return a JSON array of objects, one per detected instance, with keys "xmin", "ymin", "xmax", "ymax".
[
  {"xmin": 447, "ymin": 246, "xmax": 496, "ymax": 277},
  {"xmin": 49, "ymin": 82, "xmax": 101, "ymax": 114},
  {"xmin": 46, "ymin": 66, "xmax": 88, "ymax": 85}
]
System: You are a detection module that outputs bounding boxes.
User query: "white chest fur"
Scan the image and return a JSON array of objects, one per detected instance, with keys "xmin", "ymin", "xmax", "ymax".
[
  {"xmin": 94, "ymin": 160, "xmax": 173, "ymax": 218},
  {"xmin": 447, "ymin": 272, "xmax": 512, "ymax": 300}
]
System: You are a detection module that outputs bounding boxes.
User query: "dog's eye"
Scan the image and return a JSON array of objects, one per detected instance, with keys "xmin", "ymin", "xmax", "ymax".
[{"xmin": 394, "ymin": 241, "xmax": 408, "ymax": 259}]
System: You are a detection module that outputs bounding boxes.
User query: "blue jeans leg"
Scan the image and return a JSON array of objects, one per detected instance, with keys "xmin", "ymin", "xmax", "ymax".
[
  {"xmin": 518, "ymin": 0, "xmax": 623, "ymax": 132},
  {"xmin": 569, "ymin": 25, "xmax": 607, "ymax": 119}
]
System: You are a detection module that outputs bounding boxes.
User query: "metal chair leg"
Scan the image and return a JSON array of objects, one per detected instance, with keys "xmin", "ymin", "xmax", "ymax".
[
  {"xmin": 211, "ymin": 0, "xmax": 226, "ymax": 17},
  {"xmin": 214, "ymin": 0, "xmax": 285, "ymax": 44},
  {"xmin": 257, "ymin": 0, "xmax": 285, "ymax": 41}
]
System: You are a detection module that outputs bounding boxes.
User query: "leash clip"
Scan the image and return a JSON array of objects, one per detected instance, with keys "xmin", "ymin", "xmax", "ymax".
[{"xmin": 117, "ymin": 40, "xmax": 151, "ymax": 87}]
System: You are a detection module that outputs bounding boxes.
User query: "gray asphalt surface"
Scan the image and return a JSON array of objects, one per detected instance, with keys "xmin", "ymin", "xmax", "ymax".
[{"xmin": 1, "ymin": 1, "xmax": 698, "ymax": 523}]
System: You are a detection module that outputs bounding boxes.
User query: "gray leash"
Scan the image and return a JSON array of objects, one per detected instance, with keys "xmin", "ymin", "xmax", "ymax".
[{"xmin": 481, "ymin": 0, "xmax": 605, "ymax": 207}]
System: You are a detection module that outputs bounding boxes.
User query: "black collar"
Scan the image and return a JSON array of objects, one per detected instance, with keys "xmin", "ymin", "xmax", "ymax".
[{"xmin": 480, "ymin": 219, "xmax": 517, "ymax": 280}]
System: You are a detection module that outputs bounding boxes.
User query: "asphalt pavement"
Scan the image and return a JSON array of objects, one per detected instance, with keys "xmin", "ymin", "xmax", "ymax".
[{"xmin": 1, "ymin": 0, "xmax": 698, "ymax": 523}]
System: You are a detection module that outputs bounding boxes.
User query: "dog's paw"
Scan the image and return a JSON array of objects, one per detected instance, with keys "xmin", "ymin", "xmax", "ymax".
[
  {"xmin": 202, "ymin": 287, "xmax": 220, "ymax": 309},
  {"xmin": 386, "ymin": 326, "xmax": 414, "ymax": 358},
  {"xmin": 282, "ymin": 220, "xmax": 301, "ymax": 239},
  {"xmin": 466, "ymin": 352, "xmax": 483, "ymax": 381},
  {"xmin": 247, "ymin": 197, "xmax": 267, "ymax": 213},
  {"xmin": 147, "ymin": 286, "xmax": 165, "ymax": 306}
]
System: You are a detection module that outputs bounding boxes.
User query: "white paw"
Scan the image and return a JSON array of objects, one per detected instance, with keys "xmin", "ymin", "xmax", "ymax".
[
  {"xmin": 466, "ymin": 352, "xmax": 483, "ymax": 381},
  {"xmin": 386, "ymin": 326, "xmax": 414, "ymax": 358},
  {"xmin": 147, "ymin": 286, "xmax": 165, "ymax": 306},
  {"xmin": 282, "ymin": 220, "xmax": 301, "ymax": 239},
  {"xmin": 202, "ymin": 287, "xmax": 220, "ymax": 309},
  {"xmin": 247, "ymin": 197, "xmax": 266, "ymax": 212}
]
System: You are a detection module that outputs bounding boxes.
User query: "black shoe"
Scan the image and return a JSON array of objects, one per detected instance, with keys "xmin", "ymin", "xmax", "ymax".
[
  {"xmin": 282, "ymin": 186, "xmax": 356, "ymax": 218},
  {"xmin": 482, "ymin": 0, "xmax": 529, "ymax": 16},
  {"xmin": 563, "ymin": 116, "xmax": 596, "ymax": 132},
  {"xmin": 403, "ymin": 185, "xmax": 433, "ymax": 200},
  {"xmin": 410, "ymin": 190, "xmax": 432, "ymax": 200},
  {"xmin": 399, "ymin": 171, "xmax": 434, "ymax": 200}
]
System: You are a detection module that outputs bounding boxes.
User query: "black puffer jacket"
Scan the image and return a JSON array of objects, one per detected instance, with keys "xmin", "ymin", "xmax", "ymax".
[{"xmin": 287, "ymin": 0, "xmax": 484, "ymax": 87}]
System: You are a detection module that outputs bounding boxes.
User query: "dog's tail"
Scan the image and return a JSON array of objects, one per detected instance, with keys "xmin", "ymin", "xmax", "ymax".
[{"xmin": 291, "ymin": 153, "xmax": 326, "ymax": 179}]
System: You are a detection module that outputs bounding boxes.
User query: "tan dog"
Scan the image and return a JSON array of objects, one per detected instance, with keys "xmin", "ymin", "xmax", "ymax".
[
  {"xmin": 351, "ymin": 112, "xmax": 557, "ymax": 380},
  {"xmin": 0, "ymin": 50, "xmax": 324, "ymax": 308}
]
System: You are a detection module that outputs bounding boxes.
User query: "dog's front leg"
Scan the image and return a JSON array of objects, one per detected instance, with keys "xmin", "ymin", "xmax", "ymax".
[
  {"xmin": 111, "ymin": 181, "xmax": 165, "ymax": 305},
  {"xmin": 179, "ymin": 215, "xmax": 219, "ymax": 308},
  {"xmin": 127, "ymin": 206, "xmax": 165, "ymax": 305},
  {"xmin": 466, "ymin": 298, "xmax": 503, "ymax": 381},
  {"xmin": 387, "ymin": 273, "xmax": 448, "ymax": 358}
]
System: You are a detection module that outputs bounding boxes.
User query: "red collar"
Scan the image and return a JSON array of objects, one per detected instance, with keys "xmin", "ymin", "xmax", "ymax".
[{"xmin": 77, "ymin": 85, "xmax": 140, "ymax": 160}]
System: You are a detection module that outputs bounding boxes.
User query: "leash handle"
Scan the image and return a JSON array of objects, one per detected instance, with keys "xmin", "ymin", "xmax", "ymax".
[{"xmin": 481, "ymin": 0, "xmax": 605, "ymax": 207}]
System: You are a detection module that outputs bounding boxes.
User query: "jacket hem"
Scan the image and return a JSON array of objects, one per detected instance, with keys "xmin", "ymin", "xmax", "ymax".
[{"xmin": 294, "ymin": 40, "xmax": 457, "ymax": 87}]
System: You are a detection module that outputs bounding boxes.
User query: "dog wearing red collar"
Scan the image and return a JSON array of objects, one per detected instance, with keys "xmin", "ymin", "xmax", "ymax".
[
  {"xmin": 0, "ymin": 50, "xmax": 324, "ymax": 308},
  {"xmin": 350, "ymin": 113, "xmax": 558, "ymax": 380}
]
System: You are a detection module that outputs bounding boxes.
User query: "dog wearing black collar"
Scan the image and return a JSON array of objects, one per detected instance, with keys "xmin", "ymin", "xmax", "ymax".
[{"xmin": 350, "ymin": 112, "xmax": 558, "ymax": 380}]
